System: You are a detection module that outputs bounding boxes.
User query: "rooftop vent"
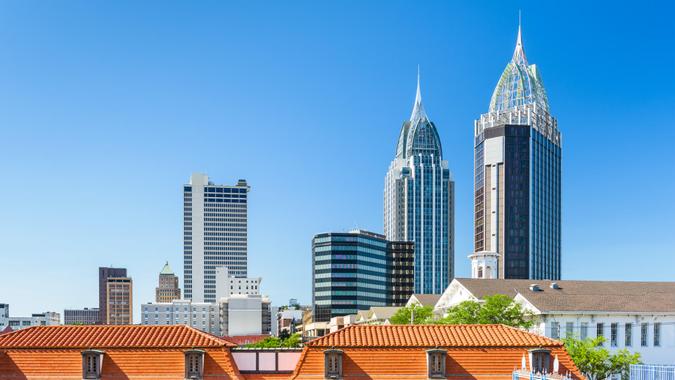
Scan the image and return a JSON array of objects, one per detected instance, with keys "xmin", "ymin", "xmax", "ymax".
[
  {"xmin": 529, "ymin": 284, "xmax": 541, "ymax": 292},
  {"xmin": 550, "ymin": 282, "xmax": 560, "ymax": 290}
]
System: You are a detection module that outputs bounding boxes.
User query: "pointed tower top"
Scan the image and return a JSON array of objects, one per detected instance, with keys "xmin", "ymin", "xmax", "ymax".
[
  {"xmin": 160, "ymin": 261, "xmax": 174, "ymax": 275},
  {"xmin": 512, "ymin": 11, "xmax": 527, "ymax": 65},
  {"xmin": 410, "ymin": 65, "xmax": 428, "ymax": 122}
]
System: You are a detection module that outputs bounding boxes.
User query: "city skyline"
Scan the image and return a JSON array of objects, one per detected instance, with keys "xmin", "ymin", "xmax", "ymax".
[{"xmin": 1, "ymin": 1, "xmax": 674, "ymax": 322}]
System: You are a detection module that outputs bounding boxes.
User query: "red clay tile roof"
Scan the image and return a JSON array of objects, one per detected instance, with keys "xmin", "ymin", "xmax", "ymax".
[
  {"xmin": 0, "ymin": 324, "xmax": 235, "ymax": 349},
  {"xmin": 224, "ymin": 334, "xmax": 270, "ymax": 346},
  {"xmin": 307, "ymin": 324, "xmax": 561, "ymax": 348}
]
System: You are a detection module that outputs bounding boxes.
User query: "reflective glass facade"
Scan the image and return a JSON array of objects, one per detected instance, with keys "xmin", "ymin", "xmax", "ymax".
[
  {"xmin": 473, "ymin": 25, "xmax": 561, "ymax": 280},
  {"xmin": 384, "ymin": 77, "xmax": 454, "ymax": 294}
]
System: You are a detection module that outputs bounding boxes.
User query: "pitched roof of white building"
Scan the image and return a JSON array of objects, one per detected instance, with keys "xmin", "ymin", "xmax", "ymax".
[{"xmin": 453, "ymin": 278, "xmax": 675, "ymax": 313}]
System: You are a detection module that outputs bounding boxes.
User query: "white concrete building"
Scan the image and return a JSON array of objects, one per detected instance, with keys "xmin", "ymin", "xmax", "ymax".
[
  {"xmin": 141, "ymin": 300, "xmax": 219, "ymax": 335},
  {"xmin": 184, "ymin": 173, "xmax": 250, "ymax": 303},
  {"xmin": 219, "ymin": 294, "xmax": 271, "ymax": 337},
  {"xmin": 435, "ymin": 278, "xmax": 675, "ymax": 365},
  {"xmin": 215, "ymin": 266, "xmax": 261, "ymax": 301},
  {"xmin": 276, "ymin": 308, "xmax": 303, "ymax": 336}
]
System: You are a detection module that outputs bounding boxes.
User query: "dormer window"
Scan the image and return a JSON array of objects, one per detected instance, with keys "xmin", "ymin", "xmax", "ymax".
[
  {"xmin": 184, "ymin": 349, "xmax": 205, "ymax": 380},
  {"xmin": 324, "ymin": 349, "xmax": 343, "ymax": 379},
  {"xmin": 426, "ymin": 349, "xmax": 447, "ymax": 378},
  {"xmin": 81, "ymin": 349, "xmax": 104, "ymax": 379},
  {"xmin": 529, "ymin": 349, "xmax": 551, "ymax": 374}
]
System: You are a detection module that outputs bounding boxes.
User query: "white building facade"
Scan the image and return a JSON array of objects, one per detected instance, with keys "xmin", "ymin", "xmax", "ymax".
[
  {"xmin": 0, "ymin": 307, "xmax": 60, "ymax": 331},
  {"xmin": 435, "ymin": 278, "xmax": 675, "ymax": 365},
  {"xmin": 141, "ymin": 300, "xmax": 220, "ymax": 335},
  {"xmin": 184, "ymin": 173, "xmax": 250, "ymax": 303},
  {"xmin": 215, "ymin": 266, "xmax": 261, "ymax": 301},
  {"xmin": 219, "ymin": 294, "xmax": 271, "ymax": 337}
]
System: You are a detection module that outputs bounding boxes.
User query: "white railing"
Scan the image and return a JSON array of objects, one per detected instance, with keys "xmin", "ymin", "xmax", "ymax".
[{"xmin": 630, "ymin": 365, "xmax": 675, "ymax": 380}]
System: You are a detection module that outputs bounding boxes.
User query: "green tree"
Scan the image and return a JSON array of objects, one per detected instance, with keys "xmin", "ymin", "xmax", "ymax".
[
  {"xmin": 438, "ymin": 294, "xmax": 533, "ymax": 328},
  {"xmin": 389, "ymin": 305, "xmax": 434, "ymax": 325},
  {"xmin": 562, "ymin": 336, "xmax": 641, "ymax": 380},
  {"xmin": 245, "ymin": 333, "xmax": 302, "ymax": 348}
]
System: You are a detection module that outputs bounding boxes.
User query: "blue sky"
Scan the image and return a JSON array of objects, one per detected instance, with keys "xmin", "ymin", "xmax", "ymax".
[{"xmin": 1, "ymin": 1, "xmax": 674, "ymax": 321}]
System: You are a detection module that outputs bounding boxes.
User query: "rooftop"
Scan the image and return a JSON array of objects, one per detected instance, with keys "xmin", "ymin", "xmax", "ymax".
[
  {"xmin": 454, "ymin": 278, "xmax": 675, "ymax": 313},
  {"xmin": 307, "ymin": 324, "xmax": 560, "ymax": 348},
  {"xmin": 0, "ymin": 324, "xmax": 236, "ymax": 349}
]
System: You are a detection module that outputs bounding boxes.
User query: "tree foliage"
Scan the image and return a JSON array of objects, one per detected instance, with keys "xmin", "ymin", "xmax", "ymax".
[
  {"xmin": 438, "ymin": 294, "xmax": 534, "ymax": 328},
  {"xmin": 245, "ymin": 333, "xmax": 301, "ymax": 348},
  {"xmin": 562, "ymin": 336, "xmax": 641, "ymax": 380},
  {"xmin": 389, "ymin": 305, "xmax": 434, "ymax": 325}
]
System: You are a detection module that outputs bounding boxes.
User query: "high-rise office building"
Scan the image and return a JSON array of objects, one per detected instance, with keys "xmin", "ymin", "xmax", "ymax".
[
  {"xmin": 386, "ymin": 240, "xmax": 415, "ymax": 306},
  {"xmin": 384, "ymin": 73, "xmax": 455, "ymax": 294},
  {"xmin": 184, "ymin": 173, "xmax": 250, "ymax": 303},
  {"xmin": 311, "ymin": 230, "xmax": 415, "ymax": 322},
  {"xmin": 156, "ymin": 261, "xmax": 181, "ymax": 303},
  {"xmin": 106, "ymin": 277, "xmax": 133, "ymax": 325},
  {"xmin": 98, "ymin": 267, "xmax": 127, "ymax": 324},
  {"xmin": 472, "ymin": 23, "xmax": 561, "ymax": 280}
]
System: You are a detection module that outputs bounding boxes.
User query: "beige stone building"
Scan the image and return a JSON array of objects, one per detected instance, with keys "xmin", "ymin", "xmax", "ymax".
[
  {"xmin": 155, "ymin": 262, "xmax": 180, "ymax": 303},
  {"xmin": 106, "ymin": 277, "xmax": 132, "ymax": 325}
]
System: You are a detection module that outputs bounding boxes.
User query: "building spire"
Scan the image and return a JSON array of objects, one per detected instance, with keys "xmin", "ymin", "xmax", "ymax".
[
  {"xmin": 410, "ymin": 65, "xmax": 428, "ymax": 122},
  {"xmin": 513, "ymin": 11, "xmax": 527, "ymax": 65}
]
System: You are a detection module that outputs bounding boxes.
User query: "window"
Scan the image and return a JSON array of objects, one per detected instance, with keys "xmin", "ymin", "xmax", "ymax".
[
  {"xmin": 324, "ymin": 349, "xmax": 343, "ymax": 379},
  {"xmin": 81, "ymin": 350, "xmax": 104, "ymax": 379},
  {"xmin": 611, "ymin": 323, "xmax": 618, "ymax": 347},
  {"xmin": 184, "ymin": 349, "xmax": 204, "ymax": 380},
  {"xmin": 654, "ymin": 323, "xmax": 661, "ymax": 347},
  {"xmin": 641, "ymin": 323, "xmax": 648, "ymax": 347},
  {"xmin": 530, "ymin": 349, "xmax": 551, "ymax": 374},
  {"xmin": 625, "ymin": 323, "xmax": 632, "ymax": 347},
  {"xmin": 596, "ymin": 323, "xmax": 604, "ymax": 345},
  {"xmin": 551, "ymin": 322, "xmax": 560, "ymax": 339},
  {"xmin": 566, "ymin": 322, "xmax": 574, "ymax": 338},
  {"xmin": 580, "ymin": 322, "xmax": 588, "ymax": 340},
  {"xmin": 427, "ymin": 349, "xmax": 447, "ymax": 378}
]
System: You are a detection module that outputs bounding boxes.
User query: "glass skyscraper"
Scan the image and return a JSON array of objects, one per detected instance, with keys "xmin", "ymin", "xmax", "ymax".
[
  {"xmin": 184, "ymin": 173, "xmax": 250, "ymax": 303},
  {"xmin": 311, "ymin": 230, "xmax": 414, "ymax": 322},
  {"xmin": 472, "ymin": 24, "xmax": 562, "ymax": 280},
  {"xmin": 384, "ymin": 74, "xmax": 455, "ymax": 294}
]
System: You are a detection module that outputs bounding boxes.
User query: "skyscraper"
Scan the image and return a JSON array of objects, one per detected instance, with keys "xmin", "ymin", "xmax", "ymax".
[
  {"xmin": 98, "ymin": 267, "xmax": 126, "ymax": 324},
  {"xmin": 184, "ymin": 173, "xmax": 250, "ymax": 303},
  {"xmin": 105, "ymin": 277, "xmax": 132, "ymax": 325},
  {"xmin": 384, "ymin": 73, "xmax": 455, "ymax": 294},
  {"xmin": 472, "ymin": 22, "xmax": 562, "ymax": 280},
  {"xmin": 156, "ymin": 261, "xmax": 181, "ymax": 303}
]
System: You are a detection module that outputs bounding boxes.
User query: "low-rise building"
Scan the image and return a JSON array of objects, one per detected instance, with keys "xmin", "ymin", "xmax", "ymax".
[
  {"xmin": 215, "ymin": 266, "xmax": 262, "ymax": 300},
  {"xmin": 0, "ymin": 305, "xmax": 60, "ymax": 331},
  {"xmin": 355, "ymin": 306, "xmax": 400, "ymax": 325},
  {"xmin": 276, "ymin": 308, "xmax": 303, "ymax": 336},
  {"xmin": 141, "ymin": 299, "xmax": 220, "ymax": 335},
  {"xmin": 63, "ymin": 308, "xmax": 99, "ymax": 325},
  {"xmin": 290, "ymin": 324, "xmax": 583, "ymax": 380},
  {"xmin": 436, "ymin": 278, "xmax": 675, "ymax": 365},
  {"xmin": 219, "ymin": 294, "xmax": 271, "ymax": 337},
  {"xmin": 0, "ymin": 325, "xmax": 241, "ymax": 379}
]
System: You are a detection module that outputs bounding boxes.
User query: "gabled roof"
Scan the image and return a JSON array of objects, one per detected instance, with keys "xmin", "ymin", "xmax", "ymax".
[
  {"xmin": 455, "ymin": 278, "xmax": 675, "ymax": 313},
  {"xmin": 307, "ymin": 324, "xmax": 560, "ymax": 348},
  {"xmin": 0, "ymin": 324, "xmax": 235, "ymax": 349},
  {"xmin": 409, "ymin": 293, "xmax": 441, "ymax": 307},
  {"xmin": 367, "ymin": 307, "xmax": 400, "ymax": 320}
]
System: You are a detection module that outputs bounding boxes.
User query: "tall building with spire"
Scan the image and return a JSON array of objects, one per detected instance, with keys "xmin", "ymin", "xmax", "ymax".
[
  {"xmin": 384, "ymin": 72, "xmax": 454, "ymax": 294},
  {"xmin": 156, "ymin": 261, "xmax": 181, "ymax": 303},
  {"xmin": 471, "ymin": 22, "xmax": 561, "ymax": 280}
]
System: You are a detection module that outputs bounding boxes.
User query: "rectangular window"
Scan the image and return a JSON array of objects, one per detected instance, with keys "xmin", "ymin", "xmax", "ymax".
[
  {"xmin": 641, "ymin": 323, "xmax": 648, "ymax": 347},
  {"xmin": 597, "ymin": 323, "xmax": 604, "ymax": 345},
  {"xmin": 625, "ymin": 323, "xmax": 632, "ymax": 347},
  {"xmin": 654, "ymin": 323, "xmax": 661, "ymax": 347},
  {"xmin": 580, "ymin": 322, "xmax": 588, "ymax": 340},
  {"xmin": 427, "ymin": 350, "xmax": 447, "ymax": 378},
  {"xmin": 566, "ymin": 322, "xmax": 574, "ymax": 338},
  {"xmin": 611, "ymin": 323, "xmax": 618, "ymax": 347},
  {"xmin": 324, "ymin": 350, "xmax": 343, "ymax": 379},
  {"xmin": 551, "ymin": 322, "xmax": 560, "ymax": 339}
]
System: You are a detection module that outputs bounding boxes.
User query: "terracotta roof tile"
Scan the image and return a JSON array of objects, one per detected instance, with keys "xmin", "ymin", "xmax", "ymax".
[
  {"xmin": 307, "ymin": 324, "xmax": 561, "ymax": 348},
  {"xmin": 0, "ymin": 324, "xmax": 235, "ymax": 349}
]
